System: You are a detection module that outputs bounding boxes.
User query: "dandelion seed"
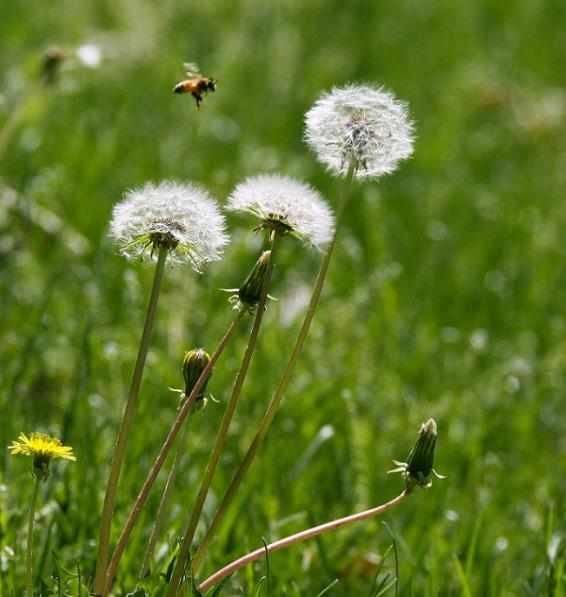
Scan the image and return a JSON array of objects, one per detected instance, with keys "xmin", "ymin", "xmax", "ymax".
[
  {"xmin": 109, "ymin": 181, "xmax": 229, "ymax": 271},
  {"xmin": 227, "ymin": 174, "xmax": 334, "ymax": 250},
  {"xmin": 9, "ymin": 432, "xmax": 75, "ymax": 480},
  {"xmin": 305, "ymin": 84, "xmax": 415, "ymax": 179}
]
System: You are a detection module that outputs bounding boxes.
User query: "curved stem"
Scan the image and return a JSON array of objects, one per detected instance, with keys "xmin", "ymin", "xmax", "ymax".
[
  {"xmin": 167, "ymin": 233, "xmax": 280, "ymax": 596},
  {"xmin": 192, "ymin": 167, "xmax": 355, "ymax": 573},
  {"xmin": 199, "ymin": 491, "xmax": 407, "ymax": 593},
  {"xmin": 26, "ymin": 476, "xmax": 40, "ymax": 597},
  {"xmin": 103, "ymin": 312, "xmax": 245, "ymax": 594},
  {"xmin": 93, "ymin": 246, "xmax": 168, "ymax": 594}
]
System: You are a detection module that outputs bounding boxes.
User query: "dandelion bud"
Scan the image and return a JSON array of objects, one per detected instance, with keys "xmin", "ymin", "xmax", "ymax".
[
  {"xmin": 406, "ymin": 419, "xmax": 438, "ymax": 487},
  {"xmin": 40, "ymin": 47, "xmax": 66, "ymax": 86},
  {"xmin": 183, "ymin": 348, "xmax": 212, "ymax": 401},
  {"xmin": 238, "ymin": 250, "xmax": 272, "ymax": 308},
  {"xmin": 389, "ymin": 418, "xmax": 445, "ymax": 491}
]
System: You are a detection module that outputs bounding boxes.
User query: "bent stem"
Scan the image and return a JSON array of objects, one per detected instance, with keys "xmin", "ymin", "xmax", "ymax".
[
  {"xmin": 166, "ymin": 233, "xmax": 280, "ymax": 596},
  {"xmin": 199, "ymin": 490, "xmax": 408, "ymax": 593},
  {"xmin": 103, "ymin": 311, "xmax": 245, "ymax": 594},
  {"xmin": 192, "ymin": 167, "xmax": 355, "ymax": 573},
  {"xmin": 93, "ymin": 246, "xmax": 168, "ymax": 594},
  {"xmin": 26, "ymin": 476, "xmax": 40, "ymax": 597}
]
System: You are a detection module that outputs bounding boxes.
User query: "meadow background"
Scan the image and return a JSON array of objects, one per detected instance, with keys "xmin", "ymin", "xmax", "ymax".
[{"xmin": 1, "ymin": 0, "xmax": 566, "ymax": 595}]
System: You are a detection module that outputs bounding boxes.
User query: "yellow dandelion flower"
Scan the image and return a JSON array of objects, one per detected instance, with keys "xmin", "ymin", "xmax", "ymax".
[{"xmin": 9, "ymin": 433, "xmax": 76, "ymax": 480}]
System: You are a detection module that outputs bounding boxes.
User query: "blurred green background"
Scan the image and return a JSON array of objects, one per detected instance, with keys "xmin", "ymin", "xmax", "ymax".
[{"xmin": 1, "ymin": 0, "xmax": 566, "ymax": 595}]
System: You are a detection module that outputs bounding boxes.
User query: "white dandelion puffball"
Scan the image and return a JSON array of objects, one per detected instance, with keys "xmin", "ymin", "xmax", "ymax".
[
  {"xmin": 305, "ymin": 84, "xmax": 415, "ymax": 179},
  {"xmin": 110, "ymin": 181, "xmax": 229, "ymax": 270},
  {"xmin": 227, "ymin": 174, "xmax": 334, "ymax": 250}
]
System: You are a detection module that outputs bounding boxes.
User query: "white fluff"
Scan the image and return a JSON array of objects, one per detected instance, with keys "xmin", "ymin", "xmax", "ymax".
[
  {"xmin": 227, "ymin": 174, "xmax": 334, "ymax": 250},
  {"xmin": 305, "ymin": 84, "xmax": 415, "ymax": 179},
  {"xmin": 109, "ymin": 181, "xmax": 229, "ymax": 270}
]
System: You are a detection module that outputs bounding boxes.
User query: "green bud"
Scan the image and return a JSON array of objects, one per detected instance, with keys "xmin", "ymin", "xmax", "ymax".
[
  {"xmin": 389, "ymin": 418, "xmax": 445, "ymax": 492},
  {"xmin": 182, "ymin": 348, "xmax": 212, "ymax": 401},
  {"xmin": 40, "ymin": 47, "xmax": 66, "ymax": 86},
  {"xmin": 406, "ymin": 418, "xmax": 438, "ymax": 487},
  {"xmin": 238, "ymin": 250, "xmax": 272, "ymax": 308}
]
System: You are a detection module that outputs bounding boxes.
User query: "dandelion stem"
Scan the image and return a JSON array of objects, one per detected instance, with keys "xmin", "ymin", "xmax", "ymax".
[
  {"xmin": 192, "ymin": 166, "xmax": 355, "ymax": 574},
  {"xmin": 103, "ymin": 311, "xmax": 245, "ymax": 594},
  {"xmin": 0, "ymin": 87, "xmax": 40, "ymax": 162},
  {"xmin": 139, "ymin": 425, "xmax": 187, "ymax": 580},
  {"xmin": 199, "ymin": 490, "xmax": 407, "ymax": 593},
  {"xmin": 94, "ymin": 245, "xmax": 168, "ymax": 594},
  {"xmin": 166, "ymin": 232, "xmax": 280, "ymax": 596},
  {"xmin": 26, "ymin": 476, "xmax": 40, "ymax": 597}
]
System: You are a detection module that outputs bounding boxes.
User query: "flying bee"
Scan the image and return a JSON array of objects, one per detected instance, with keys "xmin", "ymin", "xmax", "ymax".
[{"xmin": 173, "ymin": 62, "xmax": 217, "ymax": 109}]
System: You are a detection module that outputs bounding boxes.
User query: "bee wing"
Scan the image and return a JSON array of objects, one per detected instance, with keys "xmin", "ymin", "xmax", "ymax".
[{"xmin": 183, "ymin": 61, "xmax": 201, "ymax": 76}]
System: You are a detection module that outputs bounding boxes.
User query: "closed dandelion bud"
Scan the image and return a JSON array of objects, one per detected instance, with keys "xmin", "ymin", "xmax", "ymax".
[
  {"xmin": 389, "ymin": 418, "xmax": 445, "ymax": 492},
  {"xmin": 40, "ymin": 47, "xmax": 66, "ymax": 86},
  {"xmin": 238, "ymin": 250, "xmax": 272, "ymax": 308},
  {"xmin": 406, "ymin": 419, "xmax": 438, "ymax": 487},
  {"xmin": 183, "ymin": 348, "xmax": 212, "ymax": 401}
]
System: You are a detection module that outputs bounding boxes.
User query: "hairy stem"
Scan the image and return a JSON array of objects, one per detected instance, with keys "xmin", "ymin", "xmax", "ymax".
[
  {"xmin": 103, "ymin": 312, "xmax": 245, "ymax": 594},
  {"xmin": 199, "ymin": 491, "xmax": 407, "ymax": 592},
  {"xmin": 166, "ymin": 233, "xmax": 280, "ymax": 596},
  {"xmin": 93, "ymin": 246, "xmax": 168, "ymax": 594},
  {"xmin": 192, "ymin": 167, "xmax": 355, "ymax": 573},
  {"xmin": 26, "ymin": 476, "xmax": 40, "ymax": 597}
]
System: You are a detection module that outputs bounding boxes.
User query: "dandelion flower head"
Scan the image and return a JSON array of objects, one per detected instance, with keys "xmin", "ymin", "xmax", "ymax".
[
  {"xmin": 110, "ymin": 181, "xmax": 229, "ymax": 271},
  {"xmin": 9, "ymin": 433, "xmax": 75, "ymax": 479},
  {"xmin": 305, "ymin": 84, "xmax": 415, "ymax": 179},
  {"xmin": 227, "ymin": 174, "xmax": 334, "ymax": 250}
]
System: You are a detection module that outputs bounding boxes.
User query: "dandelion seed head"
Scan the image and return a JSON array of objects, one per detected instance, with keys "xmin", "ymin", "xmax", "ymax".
[
  {"xmin": 227, "ymin": 174, "xmax": 334, "ymax": 250},
  {"xmin": 109, "ymin": 181, "xmax": 229, "ymax": 271},
  {"xmin": 76, "ymin": 43, "xmax": 103, "ymax": 68},
  {"xmin": 305, "ymin": 84, "xmax": 415, "ymax": 179}
]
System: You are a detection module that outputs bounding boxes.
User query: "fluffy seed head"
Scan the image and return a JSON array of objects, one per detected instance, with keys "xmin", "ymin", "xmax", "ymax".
[
  {"xmin": 305, "ymin": 84, "xmax": 415, "ymax": 179},
  {"xmin": 227, "ymin": 174, "xmax": 334, "ymax": 250},
  {"xmin": 109, "ymin": 181, "xmax": 229, "ymax": 270}
]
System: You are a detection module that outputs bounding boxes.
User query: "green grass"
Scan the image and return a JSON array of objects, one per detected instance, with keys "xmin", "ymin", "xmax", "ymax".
[{"xmin": 1, "ymin": 0, "xmax": 566, "ymax": 594}]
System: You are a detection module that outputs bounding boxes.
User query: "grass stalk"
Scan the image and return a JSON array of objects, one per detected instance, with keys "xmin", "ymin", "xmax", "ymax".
[
  {"xmin": 25, "ymin": 476, "xmax": 40, "ymax": 597},
  {"xmin": 93, "ymin": 245, "xmax": 168, "ymax": 594},
  {"xmin": 166, "ymin": 232, "xmax": 280, "ymax": 596},
  {"xmin": 199, "ymin": 491, "xmax": 407, "ymax": 593},
  {"xmin": 102, "ymin": 311, "xmax": 245, "ymax": 594},
  {"xmin": 192, "ymin": 167, "xmax": 355, "ymax": 573}
]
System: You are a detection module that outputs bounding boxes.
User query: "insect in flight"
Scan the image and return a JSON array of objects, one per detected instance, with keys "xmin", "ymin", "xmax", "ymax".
[{"xmin": 173, "ymin": 62, "xmax": 217, "ymax": 109}]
